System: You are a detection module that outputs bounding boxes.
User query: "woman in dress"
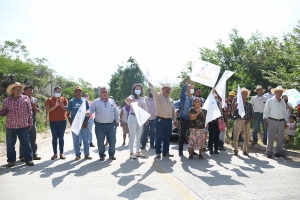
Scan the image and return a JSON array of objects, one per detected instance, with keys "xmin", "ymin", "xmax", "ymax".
[
  {"xmin": 188, "ymin": 97, "xmax": 206, "ymax": 159},
  {"xmin": 125, "ymin": 83, "xmax": 148, "ymax": 159}
]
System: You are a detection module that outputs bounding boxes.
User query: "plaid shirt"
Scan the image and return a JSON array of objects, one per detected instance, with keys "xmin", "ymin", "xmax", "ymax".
[
  {"xmin": 234, "ymin": 102, "xmax": 254, "ymax": 120},
  {"xmin": 0, "ymin": 95, "xmax": 33, "ymax": 128}
]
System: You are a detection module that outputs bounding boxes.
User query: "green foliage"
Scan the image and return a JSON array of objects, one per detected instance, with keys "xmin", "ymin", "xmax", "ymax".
[
  {"xmin": 108, "ymin": 57, "xmax": 145, "ymax": 107},
  {"xmin": 170, "ymin": 87, "xmax": 181, "ymax": 101}
]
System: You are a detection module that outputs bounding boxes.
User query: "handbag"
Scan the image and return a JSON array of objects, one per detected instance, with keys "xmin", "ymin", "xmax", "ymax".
[{"xmin": 218, "ymin": 118, "xmax": 226, "ymax": 131}]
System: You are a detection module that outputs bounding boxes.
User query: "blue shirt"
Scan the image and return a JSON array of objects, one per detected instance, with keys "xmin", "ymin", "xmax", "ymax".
[
  {"xmin": 67, "ymin": 98, "xmax": 90, "ymax": 122},
  {"xmin": 180, "ymin": 85, "xmax": 193, "ymax": 120},
  {"xmin": 89, "ymin": 98, "xmax": 120, "ymax": 123}
]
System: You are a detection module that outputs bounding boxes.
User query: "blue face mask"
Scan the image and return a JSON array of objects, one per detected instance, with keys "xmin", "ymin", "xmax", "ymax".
[{"xmin": 215, "ymin": 99, "xmax": 219, "ymax": 103}]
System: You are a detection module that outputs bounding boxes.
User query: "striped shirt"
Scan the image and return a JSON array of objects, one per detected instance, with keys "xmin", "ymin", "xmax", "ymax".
[{"xmin": 0, "ymin": 95, "xmax": 33, "ymax": 128}]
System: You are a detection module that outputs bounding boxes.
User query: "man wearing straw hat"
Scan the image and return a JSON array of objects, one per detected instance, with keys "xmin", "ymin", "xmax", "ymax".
[
  {"xmin": 232, "ymin": 87, "xmax": 254, "ymax": 156},
  {"xmin": 263, "ymin": 85, "xmax": 287, "ymax": 158},
  {"xmin": 250, "ymin": 85, "xmax": 268, "ymax": 145},
  {"xmin": 148, "ymin": 82, "xmax": 177, "ymax": 158},
  {"xmin": 0, "ymin": 82, "xmax": 34, "ymax": 167}
]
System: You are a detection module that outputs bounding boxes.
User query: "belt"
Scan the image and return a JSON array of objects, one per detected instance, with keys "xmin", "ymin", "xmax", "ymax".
[
  {"xmin": 254, "ymin": 112, "xmax": 263, "ymax": 114},
  {"xmin": 157, "ymin": 116, "xmax": 172, "ymax": 120},
  {"xmin": 94, "ymin": 121, "xmax": 113, "ymax": 125},
  {"xmin": 268, "ymin": 117, "xmax": 285, "ymax": 121}
]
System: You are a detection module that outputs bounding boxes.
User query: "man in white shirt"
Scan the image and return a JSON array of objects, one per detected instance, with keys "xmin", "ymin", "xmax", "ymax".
[
  {"xmin": 250, "ymin": 86, "xmax": 268, "ymax": 145},
  {"xmin": 263, "ymin": 86, "xmax": 287, "ymax": 158},
  {"xmin": 263, "ymin": 86, "xmax": 274, "ymax": 99}
]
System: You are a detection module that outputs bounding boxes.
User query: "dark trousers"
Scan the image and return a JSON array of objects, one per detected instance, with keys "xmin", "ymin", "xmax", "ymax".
[
  {"xmin": 178, "ymin": 117, "xmax": 189, "ymax": 152},
  {"xmin": 208, "ymin": 120, "xmax": 220, "ymax": 151},
  {"xmin": 19, "ymin": 121, "xmax": 37, "ymax": 158},
  {"xmin": 6, "ymin": 127, "xmax": 33, "ymax": 162},
  {"xmin": 155, "ymin": 117, "xmax": 172, "ymax": 154},
  {"xmin": 50, "ymin": 120, "xmax": 67, "ymax": 154}
]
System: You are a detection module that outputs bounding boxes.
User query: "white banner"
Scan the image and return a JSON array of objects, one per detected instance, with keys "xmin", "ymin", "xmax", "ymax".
[
  {"xmin": 143, "ymin": 68, "xmax": 153, "ymax": 83},
  {"xmin": 131, "ymin": 102, "xmax": 151, "ymax": 127},
  {"xmin": 202, "ymin": 90, "xmax": 221, "ymax": 125},
  {"xmin": 71, "ymin": 100, "xmax": 87, "ymax": 136},
  {"xmin": 191, "ymin": 60, "xmax": 221, "ymax": 88},
  {"xmin": 237, "ymin": 85, "xmax": 245, "ymax": 118},
  {"xmin": 215, "ymin": 70, "xmax": 235, "ymax": 108}
]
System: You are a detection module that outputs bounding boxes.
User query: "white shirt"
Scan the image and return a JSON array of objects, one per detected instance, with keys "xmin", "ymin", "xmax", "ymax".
[
  {"xmin": 264, "ymin": 93, "xmax": 274, "ymax": 99},
  {"xmin": 285, "ymin": 102, "xmax": 293, "ymax": 121},
  {"xmin": 263, "ymin": 96, "xmax": 286, "ymax": 120},
  {"xmin": 250, "ymin": 95, "xmax": 268, "ymax": 113}
]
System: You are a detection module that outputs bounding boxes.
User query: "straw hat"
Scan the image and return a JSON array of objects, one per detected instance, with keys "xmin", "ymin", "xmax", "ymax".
[
  {"xmin": 229, "ymin": 91, "xmax": 236, "ymax": 96},
  {"xmin": 6, "ymin": 82, "xmax": 24, "ymax": 95},
  {"xmin": 240, "ymin": 87, "xmax": 251, "ymax": 98},
  {"xmin": 161, "ymin": 83, "xmax": 173, "ymax": 91},
  {"xmin": 271, "ymin": 85, "xmax": 286, "ymax": 94},
  {"xmin": 254, "ymin": 85, "xmax": 266, "ymax": 93}
]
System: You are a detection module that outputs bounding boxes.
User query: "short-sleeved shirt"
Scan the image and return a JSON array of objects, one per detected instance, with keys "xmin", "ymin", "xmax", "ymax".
[
  {"xmin": 189, "ymin": 107, "xmax": 206, "ymax": 129},
  {"xmin": 67, "ymin": 98, "xmax": 89, "ymax": 122},
  {"xmin": 45, "ymin": 97, "xmax": 68, "ymax": 122}
]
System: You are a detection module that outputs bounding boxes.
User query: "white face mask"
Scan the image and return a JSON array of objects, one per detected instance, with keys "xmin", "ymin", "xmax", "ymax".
[
  {"xmin": 135, "ymin": 90, "xmax": 141, "ymax": 95},
  {"xmin": 54, "ymin": 92, "xmax": 61, "ymax": 98},
  {"xmin": 190, "ymin": 89, "xmax": 194, "ymax": 94}
]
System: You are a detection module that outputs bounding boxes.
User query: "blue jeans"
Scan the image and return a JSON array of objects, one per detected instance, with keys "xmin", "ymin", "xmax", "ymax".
[
  {"xmin": 79, "ymin": 118, "xmax": 93, "ymax": 143},
  {"xmin": 50, "ymin": 120, "xmax": 67, "ymax": 154},
  {"xmin": 72, "ymin": 127, "xmax": 89, "ymax": 156},
  {"xmin": 95, "ymin": 122, "xmax": 116, "ymax": 157},
  {"xmin": 252, "ymin": 112, "xmax": 267, "ymax": 143},
  {"xmin": 155, "ymin": 117, "xmax": 172, "ymax": 154},
  {"xmin": 141, "ymin": 119, "xmax": 156, "ymax": 147},
  {"xmin": 6, "ymin": 127, "xmax": 33, "ymax": 162},
  {"xmin": 19, "ymin": 121, "xmax": 37, "ymax": 158}
]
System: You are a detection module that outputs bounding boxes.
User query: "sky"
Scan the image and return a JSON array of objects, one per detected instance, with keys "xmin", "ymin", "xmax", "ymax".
[{"xmin": 0, "ymin": 0, "xmax": 299, "ymax": 88}]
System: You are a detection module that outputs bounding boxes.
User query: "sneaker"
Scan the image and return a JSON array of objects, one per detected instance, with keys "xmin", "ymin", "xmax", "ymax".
[
  {"xmin": 75, "ymin": 156, "xmax": 81, "ymax": 161},
  {"xmin": 60, "ymin": 154, "xmax": 66, "ymax": 159},
  {"xmin": 163, "ymin": 153, "xmax": 174, "ymax": 157},
  {"xmin": 136, "ymin": 153, "xmax": 145, "ymax": 157},
  {"xmin": 7, "ymin": 162, "xmax": 15, "ymax": 167},
  {"xmin": 90, "ymin": 142, "xmax": 95, "ymax": 147},
  {"xmin": 156, "ymin": 154, "xmax": 161, "ymax": 158},
  {"xmin": 130, "ymin": 154, "xmax": 136, "ymax": 159},
  {"xmin": 188, "ymin": 155, "xmax": 193, "ymax": 160},
  {"xmin": 26, "ymin": 161, "xmax": 34, "ymax": 166},
  {"xmin": 33, "ymin": 156, "xmax": 41, "ymax": 160},
  {"xmin": 84, "ymin": 155, "xmax": 92, "ymax": 160}
]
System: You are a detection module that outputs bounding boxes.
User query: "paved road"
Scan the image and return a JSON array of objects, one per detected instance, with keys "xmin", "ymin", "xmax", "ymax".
[{"xmin": 0, "ymin": 127, "xmax": 300, "ymax": 200}]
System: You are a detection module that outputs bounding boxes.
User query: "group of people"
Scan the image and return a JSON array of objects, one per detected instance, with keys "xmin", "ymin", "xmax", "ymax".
[{"xmin": 1, "ymin": 80, "xmax": 299, "ymax": 167}]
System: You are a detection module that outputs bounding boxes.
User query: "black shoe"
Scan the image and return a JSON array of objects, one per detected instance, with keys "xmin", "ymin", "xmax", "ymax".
[
  {"xmin": 179, "ymin": 152, "xmax": 183, "ymax": 156},
  {"xmin": 243, "ymin": 152, "xmax": 249, "ymax": 156},
  {"xmin": 198, "ymin": 155, "xmax": 204, "ymax": 159},
  {"xmin": 26, "ymin": 161, "xmax": 34, "ymax": 166},
  {"xmin": 140, "ymin": 146, "xmax": 145, "ymax": 149},
  {"xmin": 193, "ymin": 151, "xmax": 198, "ymax": 155},
  {"xmin": 150, "ymin": 145, "xmax": 155, "ymax": 149},
  {"xmin": 234, "ymin": 150, "xmax": 238, "ymax": 156},
  {"xmin": 219, "ymin": 146, "xmax": 226, "ymax": 151},
  {"xmin": 90, "ymin": 142, "xmax": 95, "ymax": 147},
  {"xmin": 210, "ymin": 150, "xmax": 214, "ymax": 154},
  {"xmin": 263, "ymin": 142, "xmax": 267, "ymax": 145},
  {"xmin": 267, "ymin": 155, "xmax": 272, "ymax": 158},
  {"xmin": 214, "ymin": 151, "xmax": 219, "ymax": 154},
  {"xmin": 188, "ymin": 155, "xmax": 193, "ymax": 160},
  {"xmin": 274, "ymin": 154, "xmax": 284, "ymax": 158},
  {"xmin": 19, "ymin": 157, "xmax": 25, "ymax": 162},
  {"xmin": 109, "ymin": 156, "xmax": 116, "ymax": 160},
  {"xmin": 79, "ymin": 143, "xmax": 82, "ymax": 147},
  {"xmin": 163, "ymin": 153, "xmax": 174, "ymax": 157}
]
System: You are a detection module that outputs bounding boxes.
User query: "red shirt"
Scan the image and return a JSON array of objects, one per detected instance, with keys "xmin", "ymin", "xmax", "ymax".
[
  {"xmin": 0, "ymin": 95, "xmax": 33, "ymax": 128},
  {"xmin": 45, "ymin": 97, "xmax": 68, "ymax": 121}
]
